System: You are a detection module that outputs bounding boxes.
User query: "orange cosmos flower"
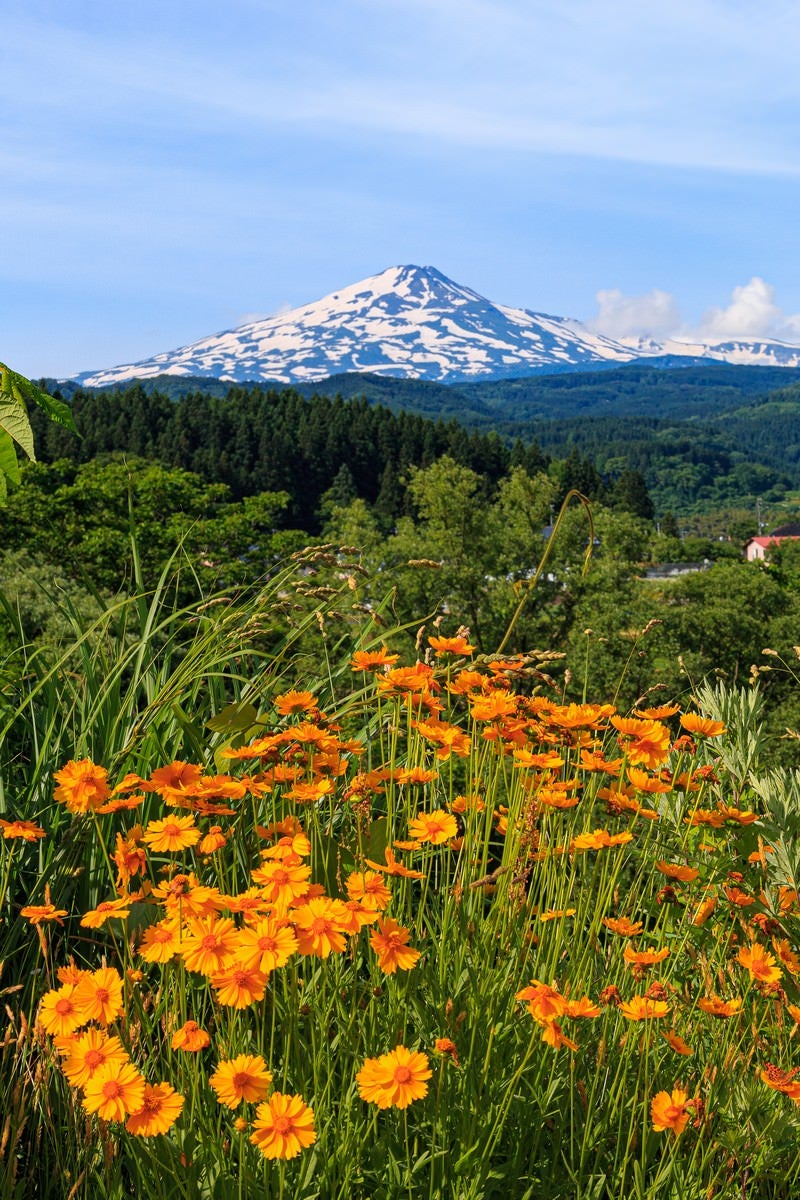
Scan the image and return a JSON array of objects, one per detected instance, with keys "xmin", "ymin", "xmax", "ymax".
[
  {"xmin": 662, "ymin": 1031, "xmax": 693, "ymax": 1056},
  {"xmin": 364, "ymin": 846, "xmax": 425, "ymax": 879},
  {"xmin": 408, "ymin": 809, "xmax": 458, "ymax": 845},
  {"xmin": 20, "ymin": 903, "xmax": 68, "ymax": 925},
  {"xmin": 62, "ymin": 1028, "xmax": 129, "ymax": 1088},
  {"xmin": 237, "ymin": 916, "xmax": 298, "ymax": 972},
  {"xmin": 138, "ymin": 918, "xmax": 182, "ymax": 963},
  {"xmin": 369, "ymin": 918, "xmax": 421, "ymax": 974},
  {"xmin": 147, "ymin": 760, "xmax": 202, "ymax": 798},
  {"xmin": 697, "ymin": 995, "xmax": 742, "ymax": 1017},
  {"xmin": 680, "ymin": 714, "xmax": 726, "ymax": 738},
  {"xmin": 293, "ymin": 897, "xmax": 349, "ymax": 957},
  {"xmin": 113, "ymin": 829, "xmax": 147, "ymax": 889},
  {"xmin": 210, "ymin": 1054, "xmax": 272, "ymax": 1109},
  {"xmin": 428, "ymin": 635, "xmax": 475, "ymax": 656},
  {"xmin": 356, "ymin": 1046, "xmax": 432, "ymax": 1109},
  {"xmin": 772, "ymin": 939, "xmax": 800, "ymax": 975},
  {"xmin": 656, "ymin": 861, "xmax": 700, "ymax": 882},
  {"xmin": 171, "ymin": 1019, "xmax": 211, "ymax": 1052},
  {"xmin": 74, "ymin": 967, "xmax": 124, "ymax": 1026},
  {"xmin": 623, "ymin": 946, "xmax": 670, "ymax": 969},
  {"xmin": 632, "ymin": 704, "xmax": 680, "ymax": 720},
  {"xmin": 515, "ymin": 981, "xmax": 568, "ymax": 1023},
  {"xmin": 571, "ymin": 829, "xmax": 634, "ymax": 852},
  {"xmin": 83, "ymin": 1062, "xmax": 146, "ymax": 1122},
  {"xmin": 469, "ymin": 692, "xmax": 518, "ymax": 722},
  {"xmin": 38, "ymin": 985, "xmax": 89, "ymax": 1037},
  {"xmin": 274, "ymin": 689, "xmax": 318, "ymax": 716},
  {"xmin": 603, "ymin": 916, "xmax": 644, "ymax": 937},
  {"xmin": 250, "ymin": 1093, "xmax": 316, "ymax": 1159},
  {"xmin": 350, "ymin": 646, "xmax": 401, "ymax": 671},
  {"xmin": 564, "ymin": 996, "xmax": 601, "ymax": 1018},
  {"xmin": 738, "ymin": 942, "xmax": 783, "ymax": 984},
  {"xmin": 80, "ymin": 897, "xmax": 133, "ymax": 929},
  {"xmin": 53, "ymin": 758, "xmax": 110, "ymax": 813},
  {"xmin": 651, "ymin": 1087, "xmax": 691, "ymax": 1135},
  {"xmin": 126, "ymin": 1082, "xmax": 185, "ymax": 1136},
  {"xmin": 0, "ymin": 818, "xmax": 46, "ymax": 841},
  {"xmin": 619, "ymin": 995, "xmax": 670, "ymax": 1021},
  {"xmin": 540, "ymin": 1021, "xmax": 578, "ymax": 1051},
  {"xmin": 251, "ymin": 859, "xmax": 312, "ymax": 909},
  {"xmin": 198, "ymin": 825, "xmax": 227, "ymax": 855},
  {"xmin": 346, "ymin": 870, "xmax": 392, "ymax": 911},
  {"xmin": 212, "ymin": 963, "xmax": 268, "ymax": 1008},
  {"xmin": 181, "ymin": 915, "xmax": 240, "ymax": 975},
  {"xmin": 142, "ymin": 814, "xmax": 201, "ymax": 854}
]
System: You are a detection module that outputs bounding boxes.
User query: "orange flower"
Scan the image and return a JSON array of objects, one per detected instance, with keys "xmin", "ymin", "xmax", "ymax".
[
  {"xmin": 738, "ymin": 942, "xmax": 783, "ymax": 984},
  {"xmin": 680, "ymin": 714, "xmax": 726, "ymax": 738},
  {"xmin": 170, "ymin": 1020, "xmax": 211, "ymax": 1052},
  {"xmin": 148, "ymin": 760, "xmax": 202, "ymax": 798},
  {"xmin": 212, "ymin": 963, "xmax": 268, "ymax": 1008},
  {"xmin": 433, "ymin": 1037, "xmax": 460, "ymax": 1066},
  {"xmin": 623, "ymin": 945, "xmax": 670, "ymax": 969},
  {"xmin": 20, "ymin": 904, "xmax": 68, "ymax": 925},
  {"xmin": 602, "ymin": 916, "xmax": 644, "ymax": 937},
  {"xmin": 369, "ymin": 918, "xmax": 421, "ymax": 974},
  {"xmin": 760, "ymin": 1064, "xmax": 800, "ymax": 1099},
  {"xmin": 469, "ymin": 692, "xmax": 517, "ymax": 722},
  {"xmin": 0, "ymin": 818, "xmax": 46, "ymax": 841},
  {"xmin": 74, "ymin": 967, "xmax": 124, "ymax": 1026},
  {"xmin": 38, "ymin": 984, "xmax": 89, "ymax": 1037},
  {"xmin": 651, "ymin": 1087, "xmax": 691, "ymax": 1135},
  {"xmin": 364, "ymin": 846, "xmax": 425, "ymax": 879},
  {"xmin": 356, "ymin": 1046, "xmax": 432, "ymax": 1109},
  {"xmin": 662, "ymin": 1031, "xmax": 693, "ymax": 1056},
  {"xmin": 181, "ymin": 915, "xmax": 240, "ymax": 975},
  {"xmin": 237, "ymin": 917, "xmax": 299, "ymax": 972},
  {"xmin": 632, "ymin": 704, "xmax": 680, "ymax": 719},
  {"xmin": 656, "ymin": 861, "xmax": 700, "ymax": 882},
  {"xmin": 82, "ymin": 1061, "xmax": 146, "ymax": 1122},
  {"xmin": 251, "ymin": 859, "xmax": 312, "ymax": 909},
  {"xmin": 138, "ymin": 918, "xmax": 182, "ymax": 963},
  {"xmin": 428, "ymin": 634, "xmax": 475, "ymax": 656},
  {"xmin": 697, "ymin": 995, "xmax": 742, "ymax": 1017},
  {"xmin": 53, "ymin": 758, "xmax": 109, "ymax": 813},
  {"xmin": 350, "ymin": 647, "xmax": 400, "ymax": 671},
  {"xmin": 126, "ymin": 1082, "xmax": 185, "ymax": 1136},
  {"xmin": 274, "ymin": 689, "xmax": 318, "ymax": 716},
  {"xmin": 346, "ymin": 870, "xmax": 392, "ymax": 911},
  {"xmin": 540, "ymin": 1021, "xmax": 578, "ymax": 1051},
  {"xmin": 250, "ymin": 1093, "xmax": 316, "ymax": 1159},
  {"xmin": 408, "ymin": 809, "xmax": 458, "ymax": 845},
  {"xmin": 80, "ymin": 897, "xmax": 133, "ymax": 929},
  {"xmin": 571, "ymin": 829, "xmax": 634, "ymax": 852},
  {"xmin": 142, "ymin": 814, "xmax": 201, "ymax": 854},
  {"xmin": 62, "ymin": 1028, "xmax": 129, "ymax": 1088},
  {"xmin": 293, "ymin": 897, "xmax": 349, "ymax": 957},
  {"xmin": 209, "ymin": 1054, "xmax": 272, "ymax": 1109},
  {"xmin": 515, "ymin": 981, "xmax": 568, "ymax": 1023},
  {"xmin": 619, "ymin": 995, "xmax": 670, "ymax": 1021},
  {"xmin": 199, "ymin": 825, "xmax": 228, "ymax": 855},
  {"xmin": 773, "ymin": 939, "xmax": 800, "ymax": 976}
]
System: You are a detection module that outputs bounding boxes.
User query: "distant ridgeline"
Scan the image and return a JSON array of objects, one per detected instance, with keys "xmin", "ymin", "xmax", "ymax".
[{"xmin": 33, "ymin": 360, "xmax": 800, "ymax": 520}]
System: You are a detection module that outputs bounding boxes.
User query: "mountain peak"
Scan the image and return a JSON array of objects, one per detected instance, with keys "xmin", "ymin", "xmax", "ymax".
[{"xmin": 73, "ymin": 268, "xmax": 800, "ymax": 388}]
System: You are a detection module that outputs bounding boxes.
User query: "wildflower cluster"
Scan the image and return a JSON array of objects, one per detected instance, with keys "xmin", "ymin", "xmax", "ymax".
[{"xmin": 10, "ymin": 642, "xmax": 800, "ymax": 1192}]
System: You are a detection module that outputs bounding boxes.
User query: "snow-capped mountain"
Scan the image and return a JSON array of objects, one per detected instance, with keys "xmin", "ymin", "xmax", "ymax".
[{"xmin": 73, "ymin": 265, "xmax": 800, "ymax": 387}]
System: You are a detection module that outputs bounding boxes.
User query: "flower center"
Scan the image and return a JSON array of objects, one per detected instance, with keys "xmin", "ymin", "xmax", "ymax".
[
  {"xmin": 201, "ymin": 935, "xmax": 220, "ymax": 951},
  {"xmin": 232, "ymin": 1072, "xmax": 251, "ymax": 1092},
  {"xmin": 394, "ymin": 1066, "xmax": 412, "ymax": 1084},
  {"xmin": 258, "ymin": 936, "xmax": 277, "ymax": 953},
  {"xmin": 273, "ymin": 1115, "xmax": 292, "ymax": 1134},
  {"xmin": 95, "ymin": 987, "xmax": 110, "ymax": 1004},
  {"xmin": 311, "ymin": 917, "xmax": 329, "ymax": 935},
  {"xmin": 85, "ymin": 1049, "xmax": 103, "ymax": 1069},
  {"xmin": 102, "ymin": 1080, "xmax": 122, "ymax": 1099},
  {"xmin": 55, "ymin": 998, "xmax": 74, "ymax": 1016}
]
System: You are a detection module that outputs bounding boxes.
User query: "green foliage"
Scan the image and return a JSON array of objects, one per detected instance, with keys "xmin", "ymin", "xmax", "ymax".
[{"xmin": 0, "ymin": 363, "xmax": 75, "ymax": 500}]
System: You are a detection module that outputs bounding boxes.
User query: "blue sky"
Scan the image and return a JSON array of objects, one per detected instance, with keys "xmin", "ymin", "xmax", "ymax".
[{"xmin": 4, "ymin": 0, "xmax": 800, "ymax": 377}]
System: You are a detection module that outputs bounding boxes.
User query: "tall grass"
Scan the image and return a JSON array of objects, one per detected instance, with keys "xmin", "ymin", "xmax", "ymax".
[{"xmin": 2, "ymin": 551, "xmax": 800, "ymax": 1198}]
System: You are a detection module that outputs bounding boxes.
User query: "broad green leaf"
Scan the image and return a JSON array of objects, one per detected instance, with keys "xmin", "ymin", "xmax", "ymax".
[
  {"xmin": 0, "ymin": 362, "xmax": 77, "ymax": 433},
  {"xmin": 0, "ymin": 427, "xmax": 21, "ymax": 485},
  {"xmin": 206, "ymin": 700, "xmax": 259, "ymax": 734},
  {"xmin": 0, "ymin": 395, "xmax": 35, "ymax": 460}
]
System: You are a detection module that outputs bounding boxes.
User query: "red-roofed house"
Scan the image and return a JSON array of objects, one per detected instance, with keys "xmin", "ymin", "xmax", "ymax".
[{"xmin": 744, "ymin": 524, "xmax": 800, "ymax": 561}]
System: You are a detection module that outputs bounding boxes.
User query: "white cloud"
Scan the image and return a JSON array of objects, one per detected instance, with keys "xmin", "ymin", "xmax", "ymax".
[
  {"xmin": 587, "ymin": 288, "xmax": 681, "ymax": 341},
  {"xmin": 589, "ymin": 277, "xmax": 800, "ymax": 345},
  {"xmin": 695, "ymin": 276, "xmax": 788, "ymax": 341}
]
